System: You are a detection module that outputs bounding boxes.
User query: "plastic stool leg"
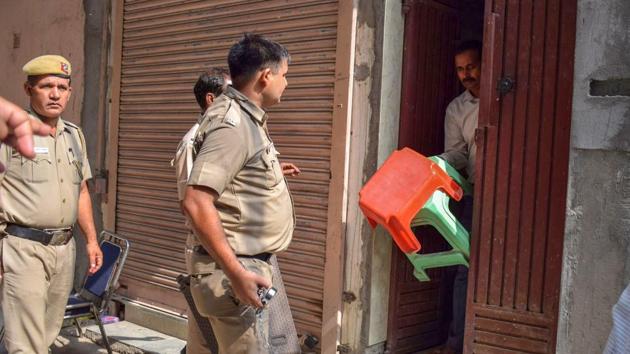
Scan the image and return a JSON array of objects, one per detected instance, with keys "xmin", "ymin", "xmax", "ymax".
[
  {"xmin": 412, "ymin": 190, "xmax": 470, "ymax": 258},
  {"xmin": 429, "ymin": 156, "xmax": 473, "ymax": 196},
  {"xmin": 405, "ymin": 251, "xmax": 469, "ymax": 281}
]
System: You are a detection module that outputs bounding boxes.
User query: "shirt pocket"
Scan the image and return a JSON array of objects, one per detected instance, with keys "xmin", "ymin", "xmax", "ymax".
[
  {"xmin": 21, "ymin": 154, "xmax": 53, "ymax": 183},
  {"xmin": 260, "ymin": 145, "xmax": 283, "ymax": 189},
  {"xmin": 65, "ymin": 148, "xmax": 83, "ymax": 185}
]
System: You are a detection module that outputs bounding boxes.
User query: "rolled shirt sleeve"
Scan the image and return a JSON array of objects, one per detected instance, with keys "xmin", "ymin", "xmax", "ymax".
[{"xmin": 188, "ymin": 121, "xmax": 248, "ymax": 195}]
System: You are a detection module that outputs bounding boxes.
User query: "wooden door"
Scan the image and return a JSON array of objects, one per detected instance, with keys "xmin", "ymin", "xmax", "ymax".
[
  {"xmin": 465, "ymin": 0, "xmax": 577, "ymax": 352},
  {"xmin": 388, "ymin": 0, "xmax": 460, "ymax": 352}
]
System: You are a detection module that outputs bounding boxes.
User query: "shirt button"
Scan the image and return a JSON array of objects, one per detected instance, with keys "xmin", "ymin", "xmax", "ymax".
[
  {"xmin": 62, "ymin": 198, "xmax": 66, "ymax": 203},
  {"xmin": 60, "ymin": 178, "xmax": 63, "ymax": 183},
  {"xmin": 57, "ymin": 158, "xmax": 61, "ymax": 163},
  {"xmin": 61, "ymin": 218, "xmax": 64, "ymax": 223}
]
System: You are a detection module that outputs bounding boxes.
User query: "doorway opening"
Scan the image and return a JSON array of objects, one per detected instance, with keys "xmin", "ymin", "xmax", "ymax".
[{"xmin": 387, "ymin": 0, "xmax": 484, "ymax": 352}]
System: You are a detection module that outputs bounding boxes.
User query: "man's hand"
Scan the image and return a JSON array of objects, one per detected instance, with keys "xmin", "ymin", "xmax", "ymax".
[
  {"xmin": 280, "ymin": 162, "xmax": 300, "ymax": 177},
  {"xmin": 86, "ymin": 241, "xmax": 103, "ymax": 275},
  {"xmin": 228, "ymin": 267, "xmax": 272, "ymax": 308},
  {"xmin": 0, "ymin": 97, "xmax": 51, "ymax": 163}
]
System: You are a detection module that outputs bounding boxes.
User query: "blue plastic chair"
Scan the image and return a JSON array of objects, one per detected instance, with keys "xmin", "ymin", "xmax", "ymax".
[{"xmin": 64, "ymin": 231, "xmax": 129, "ymax": 354}]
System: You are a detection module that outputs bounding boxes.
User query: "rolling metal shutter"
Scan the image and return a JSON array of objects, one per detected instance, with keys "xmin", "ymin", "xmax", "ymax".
[{"xmin": 111, "ymin": 0, "xmax": 341, "ymax": 342}]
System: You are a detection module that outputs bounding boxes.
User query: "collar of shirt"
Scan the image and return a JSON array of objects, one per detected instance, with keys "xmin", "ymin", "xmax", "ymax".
[
  {"xmin": 224, "ymin": 86, "xmax": 268, "ymax": 125},
  {"xmin": 27, "ymin": 108, "xmax": 69, "ymax": 137},
  {"xmin": 196, "ymin": 112, "xmax": 205, "ymax": 124},
  {"xmin": 461, "ymin": 89, "xmax": 479, "ymax": 104}
]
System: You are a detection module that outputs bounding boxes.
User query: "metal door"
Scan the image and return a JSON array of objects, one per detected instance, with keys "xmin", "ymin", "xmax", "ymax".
[{"xmin": 465, "ymin": 0, "xmax": 577, "ymax": 352}]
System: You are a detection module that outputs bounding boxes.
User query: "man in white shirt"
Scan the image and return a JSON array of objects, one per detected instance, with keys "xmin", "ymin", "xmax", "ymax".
[
  {"xmin": 436, "ymin": 40, "xmax": 482, "ymax": 354},
  {"xmin": 604, "ymin": 283, "xmax": 630, "ymax": 354}
]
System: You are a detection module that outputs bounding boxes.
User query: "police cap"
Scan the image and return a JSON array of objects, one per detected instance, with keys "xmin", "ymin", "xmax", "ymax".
[{"xmin": 22, "ymin": 55, "xmax": 71, "ymax": 78}]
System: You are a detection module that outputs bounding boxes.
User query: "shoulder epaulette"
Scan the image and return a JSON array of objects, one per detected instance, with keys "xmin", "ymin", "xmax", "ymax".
[{"xmin": 63, "ymin": 120, "xmax": 81, "ymax": 130}]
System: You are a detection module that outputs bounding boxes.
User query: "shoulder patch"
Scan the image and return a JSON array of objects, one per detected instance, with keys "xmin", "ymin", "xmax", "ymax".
[{"xmin": 222, "ymin": 103, "xmax": 240, "ymax": 127}]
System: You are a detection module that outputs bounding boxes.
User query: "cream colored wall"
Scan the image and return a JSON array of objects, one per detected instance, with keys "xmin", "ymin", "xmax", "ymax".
[{"xmin": 0, "ymin": 1, "xmax": 85, "ymax": 124}]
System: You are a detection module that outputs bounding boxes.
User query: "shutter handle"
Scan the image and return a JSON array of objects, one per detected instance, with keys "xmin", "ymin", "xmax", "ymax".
[{"xmin": 497, "ymin": 76, "xmax": 516, "ymax": 97}]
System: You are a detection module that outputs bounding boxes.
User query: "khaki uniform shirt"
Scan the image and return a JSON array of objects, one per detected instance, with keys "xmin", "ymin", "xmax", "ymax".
[
  {"xmin": 188, "ymin": 86, "xmax": 295, "ymax": 256},
  {"xmin": 440, "ymin": 90, "xmax": 479, "ymax": 182},
  {"xmin": 0, "ymin": 113, "xmax": 92, "ymax": 230}
]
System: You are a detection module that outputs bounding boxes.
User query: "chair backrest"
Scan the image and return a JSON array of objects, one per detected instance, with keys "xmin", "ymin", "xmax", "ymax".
[{"xmin": 79, "ymin": 231, "xmax": 130, "ymax": 310}]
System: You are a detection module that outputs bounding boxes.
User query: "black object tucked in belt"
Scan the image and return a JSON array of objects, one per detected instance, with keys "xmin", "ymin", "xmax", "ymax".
[
  {"xmin": 5, "ymin": 224, "xmax": 73, "ymax": 246},
  {"xmin": 193, "ymin": 246, "xmax": 272, "ymax": 263}
]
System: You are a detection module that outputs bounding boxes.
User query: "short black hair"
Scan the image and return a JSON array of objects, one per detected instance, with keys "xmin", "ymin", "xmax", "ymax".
[
  {"xmin": 193, "ymin": 67, "xmax": 230, "ymax": 110},
  {"xmin": 455, "ymin": 40, "xmax": 482, "ymax": 59},
  {"xmin": 227, "ymin": 33, "xmax": 290, "ymax": 88}
]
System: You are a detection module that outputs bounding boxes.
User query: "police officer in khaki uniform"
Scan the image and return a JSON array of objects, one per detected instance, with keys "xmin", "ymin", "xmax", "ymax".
[
  {"xmin": 0, "ymin": 55, "xmax": 103, "ymax": 354},
  {"xmin": 182, "ymin": 34, "xmax": 294, "ymax": 353}
]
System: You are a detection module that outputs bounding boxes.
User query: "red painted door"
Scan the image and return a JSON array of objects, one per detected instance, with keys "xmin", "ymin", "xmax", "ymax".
[
  {"xmin": 465, "ymin": 0, "xmax": 577, "ymax": 352},
  {"xmin": 388, "ymin": 0, "xmax": 461, "ymax": 352}
]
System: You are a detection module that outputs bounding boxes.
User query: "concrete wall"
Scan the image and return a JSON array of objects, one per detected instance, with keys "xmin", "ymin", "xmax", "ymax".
[
  {"xmin": 557, "ymin": 0, "xmax": 630, "ymax": 353},
  {"xmin": 341, "ymin": 0, "xmax": 403, "ymax": 352},
  {"xmin": 0, "ymin": 1, "xmax": 85, "ymax": 125}
]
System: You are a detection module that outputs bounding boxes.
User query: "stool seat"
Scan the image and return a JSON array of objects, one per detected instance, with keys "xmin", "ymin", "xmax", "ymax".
[
  {"xmin": 359, "ymin": 148, "xmax": 463, "ymax": 253},
  {"xmin": 359, "ymin": 149, "xmax": 474, "ymax": 281}
]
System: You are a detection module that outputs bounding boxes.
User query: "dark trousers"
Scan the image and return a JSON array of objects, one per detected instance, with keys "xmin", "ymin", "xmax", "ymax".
[{"xmin": 446, "ymin": 195, "xmax": 473, "ymax": 353}]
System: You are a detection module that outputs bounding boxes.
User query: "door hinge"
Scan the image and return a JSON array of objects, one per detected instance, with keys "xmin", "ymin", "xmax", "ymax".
[
  {"xmin": 337, "ymin": 344, "xmax": 351, "ymax": 353},
  {"xmin": 342, "ymin": 291, "xmax": 357, "ymax": 303}
]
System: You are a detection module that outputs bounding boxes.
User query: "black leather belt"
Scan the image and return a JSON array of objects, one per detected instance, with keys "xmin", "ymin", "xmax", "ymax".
[
  {"xmin": 5, "ymin": 224, "xmax": 73, "ymax": 246},
  {"xmin": 193, "ymin": 246, "xmax": 272, "ymax": 263}
]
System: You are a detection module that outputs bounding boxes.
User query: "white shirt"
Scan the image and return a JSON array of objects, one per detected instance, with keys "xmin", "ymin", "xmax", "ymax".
[
  {"xmin": 604, "ymin": 284, "xmax": 630, "ymax": 354},
  {"xmin": 440, "ymin": 90, "xmax": 479, "ymax": 182}
]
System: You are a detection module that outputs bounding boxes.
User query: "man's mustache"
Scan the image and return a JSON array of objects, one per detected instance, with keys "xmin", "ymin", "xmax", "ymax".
[{"xmin": 463, "ymin": 78, "xmax": 476, "ymax": 83}]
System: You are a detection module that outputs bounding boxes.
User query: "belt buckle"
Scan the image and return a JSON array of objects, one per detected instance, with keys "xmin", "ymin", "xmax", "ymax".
[{"xmin": 45, "ymin": 229, "xmax": 70, "ymax": 246}]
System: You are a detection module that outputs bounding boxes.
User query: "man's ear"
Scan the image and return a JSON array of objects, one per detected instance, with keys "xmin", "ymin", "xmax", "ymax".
[
  {"xmin": 24, "ymin": 82, "xmax": 32, "ymax": 96},
  {"xmin": 205, "ymin": 92, "xmax": 215, "ymax": 107},
  {"xmin": 260, "ymin": 68, "xmax": 272, "ymax": 87}
]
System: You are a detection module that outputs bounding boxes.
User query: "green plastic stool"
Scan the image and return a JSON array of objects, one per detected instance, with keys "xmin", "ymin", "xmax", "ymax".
[{"xmin": 406, "ymin": 157, "xmax": 472, "ymax": 281}]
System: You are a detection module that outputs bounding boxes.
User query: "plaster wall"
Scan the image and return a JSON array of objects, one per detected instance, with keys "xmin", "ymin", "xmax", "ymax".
[
  {"xmin": 341, "ymin": 0, "xmax": 403, "ymax": 352},
  {"xmin": 557, "ymin": 0, "xmax": 630, "ymax": 353},
  {"xmin": 369, "ymin": 0, "xmax": 403, "ymax": 346},
  {"xmin": 0, "ymin": 0, "xmax": 85, "ymax": 125}
]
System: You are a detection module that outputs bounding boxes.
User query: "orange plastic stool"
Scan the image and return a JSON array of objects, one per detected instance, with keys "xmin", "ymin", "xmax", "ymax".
[{"xmin": 358, "ymin": 148, "xmax": 463, "ymax": 253}]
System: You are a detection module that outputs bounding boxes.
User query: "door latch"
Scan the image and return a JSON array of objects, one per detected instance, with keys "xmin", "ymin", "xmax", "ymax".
[{"xmin": 497, "ymin": 76, "xmax": 516, "ymax": 96}]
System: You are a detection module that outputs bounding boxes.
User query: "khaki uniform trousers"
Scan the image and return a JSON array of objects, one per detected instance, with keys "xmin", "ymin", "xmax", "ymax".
[
  {"xmin": 185, "ymin": 246, "xmax": 213, "ymax": 354},
  {"xmin": 186, "ymin": 307, "xmax": 212, "ymax": 354},
  {"xmin": 1, "ymin": 235, "xmax": 76, "ymax": 354},
  {"xmin": 189, "ymin": 257, "xmax": 273, "ymax": 354}
]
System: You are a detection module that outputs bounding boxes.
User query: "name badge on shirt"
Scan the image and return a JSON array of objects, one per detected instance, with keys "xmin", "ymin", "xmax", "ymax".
[
  {"xmin": 34, "ymin": 147, "xmax": 49, "ymax": 154},
  {"xmin": 224, "ymin": 114, "xmax": 240, "ymax": 127}
]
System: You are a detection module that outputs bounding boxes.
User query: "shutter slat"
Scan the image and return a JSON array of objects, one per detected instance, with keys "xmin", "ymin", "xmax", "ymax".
[{"xmin": 115, "ymin": 1, "xmax": 339, "ymax": 344}]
